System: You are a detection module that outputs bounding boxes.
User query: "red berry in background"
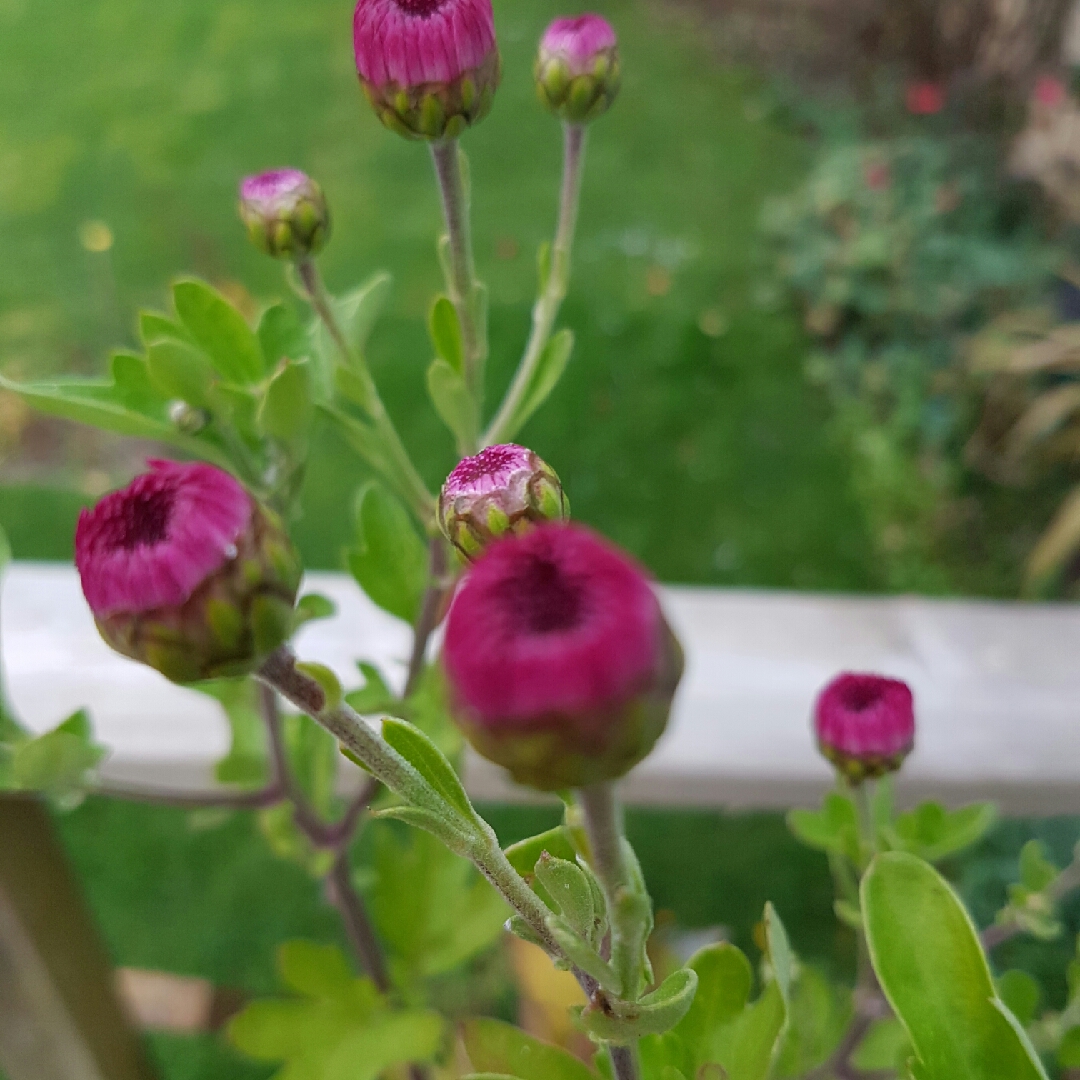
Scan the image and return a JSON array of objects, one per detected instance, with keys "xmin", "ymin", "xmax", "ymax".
[{"xmin": 905, "ymin": 81, "xmax": 946, "ymax": 116}]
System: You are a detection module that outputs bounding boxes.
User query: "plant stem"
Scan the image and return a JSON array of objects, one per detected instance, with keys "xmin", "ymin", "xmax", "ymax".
[
  {"xmin": 296, "ymin": 258, "xmax": 433, "ymax": 525},
  {"xmin": 327, "ymin": 850, "xmax": 390, "ymax": 991},
  {"xmin": 609, "ymin": 1045, "xmax": 640, "ymax": 1080},
  {"xmin": 403, "ymin": 537, "xmax": 450, "ymax": 699},
  {"xmin": 430, "ymin": 140, "xmax": 484, "ymax": 413},
  {"xmin": 982, "ymin": 852, "xmax": 1080, "ymax": 951},
  {"xmin": 484, "ymin": 123, "xmax": 586, "ymax": 446},
  {"xmin": 258, "ymin": 647, "xmax": 569, "ymax": 963}
]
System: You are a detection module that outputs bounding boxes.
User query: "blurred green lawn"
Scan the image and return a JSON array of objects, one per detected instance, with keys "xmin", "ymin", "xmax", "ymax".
[{"xmin": 0, "ymin": 0, "xmax": 878, "ymax": 589}]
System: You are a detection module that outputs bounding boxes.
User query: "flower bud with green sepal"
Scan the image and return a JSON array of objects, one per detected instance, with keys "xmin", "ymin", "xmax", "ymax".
[
  {"xmin": 238, "ymin": 169, "xmax": 330, "ymax": 260},
  {"xmin": 443, "ymin": 523, "xmax": 683, "ymax": 790},
  {"xmin": 438, "ymin": 444, "xmax": 568, "ymax": 561},
  {"xmin": 535, "ymin": 14, "xmax": 620, "ymax": 124},
  {"xmin": 353, "ymin": 0, "xmax": 500, "ymax": 140},
  {"xmin": 76, "ymin": 460, "xmax": 302, "ymax": 683}
]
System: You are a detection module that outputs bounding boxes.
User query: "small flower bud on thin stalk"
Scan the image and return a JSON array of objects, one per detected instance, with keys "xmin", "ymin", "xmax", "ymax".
[
  {"xmin": 535, "ymin": 14, "xmax": 620, "ymax": 124},
  {"xmin": 813, "ymin": 672, "xmax": 915, "ymax": 783},
  {"xmin": 239, "ymin": 169, "xmax": 330, "ymax": 260},
  {"xmin": 438, "ymin": 444, "xmax": 568, "ymax": 560},
  {"xmin": 353, "ymin": 0, "xmax": 500, "ymax": 140},
  {"xmin": 76, "ymin": 460, "xmax": 302, "ymax": 683},
  {"xmin": 443, "ymin": 523, "xmax": 683, "ymax": 790}
]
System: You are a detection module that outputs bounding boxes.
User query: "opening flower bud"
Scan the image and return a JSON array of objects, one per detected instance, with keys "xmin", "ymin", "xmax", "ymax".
[
  {"xmin": 238, "ymin": 169, "xmax": 330, "ymax": 260},
  {"xmin": 535, "ymin": 14, "xmax": 620, "ymax": 124},
  {"xmin": 438, "ymin": 444, "xmax": 568, "ymax": 560},
  {"xmin": 813, "ymin": 672, "xmax": 915, "ymax": 783},
  {"xmin": 353, "ymin": 0, "xmax": 500, "ymax": 140},
  {"xmin": 75, "ymin": 460, "xmax": 302, "ymax": 684},
  {"xmin": 443, "ymin": 523, "xmax": 682, "ymax": 790}
]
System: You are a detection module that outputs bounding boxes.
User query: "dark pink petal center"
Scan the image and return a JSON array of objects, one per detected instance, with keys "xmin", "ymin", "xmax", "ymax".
[
  {"xmin": 838, "ymin": 677, "xmax": 884, "ymax": 713},
  {"xmin": 503, "ymin": 553, "xmax": 584, "ymax": 634},
  {"xmin": 393, "ymin": 0, "xmax": 447, "ymax": 16}
]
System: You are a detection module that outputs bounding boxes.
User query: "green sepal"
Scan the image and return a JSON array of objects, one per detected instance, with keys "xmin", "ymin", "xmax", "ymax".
[
  {"xmin": 172, "ymin": 278, "xmax": 265, "ymax": 384},
  {"xmin": 580, "ymin": 967, "xmax": 699, "ymax": 1043}
]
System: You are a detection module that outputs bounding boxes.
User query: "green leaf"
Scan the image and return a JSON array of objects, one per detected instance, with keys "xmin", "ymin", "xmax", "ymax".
[
  {"xmin": 372, "ymin": 805, "xmax": 473, "ymax": 854},
  {"xmin": 320, "ymin": 405, "xmax": 393, "ymax": 480},
  {"xmin": 345, "ymin": 662, "xmax": 396, "ymax": 714},
  {"xmin": 10, "ymin": 709, "xmax": 104, "ymax": 800},
  {"xmin": 774, "ymin": 965, "xmax": 851, "ymax": 1077},
  {"xmin": 426, "ymin": 357, "xmax": 478, "ymax": 452},
  {"xmin": 322, "ymin": 1010, "xmax": 445, "ymax": 1080},
  {"xmin": 256, "ymin": 802, "xmax": 334, "ymax": 878},
  {"xmin": 381, "ymin": 717, "xmax": 474, "ymax": 821},
  {"xmin": 581, "ymin": 968, "xmax": 699, "ymax": 1042},
  {"xmin": 258, "ymin": 303, "xmax": 311, "ymax": 368},
  {"xmin": 787, "ymin": 791, "xmax": 860, "ymax": 863},
  {"xmin": 505, "ymin": 825, "xmax": 580, "ymax": 879},
  {"xmin": 862, "ymin": 851, "xmax": 1050, "ymax": 1080},
  {"xmin": 890, "ymin": 802, "xmax": 998, "ymax": 863},
  {"xmin": 1019, "ymin": 840, "xmax": 1059, "ymax": 892},
  {"xmin": 535, "ymin": 853, "xmax": 601, "ymax": 942},
  {"xmin": 173, "ymin": 278, "xmax": 264, "ymax": 383},
  {"xmin": 507, "ymin": 328, "xmax": 574, "ymax": 437},
  {"xmin": 0, "ymin": 522, "xmax": 23, "ymax": 755},
  {"xmin": 718, "ymin": 981, "xmax": 786, "ymax": 1080},
  {"xmin": 285, "ymin": 713, "xmax": 339, "ymax": 819},
  {"xmin": 368, "ymin": 825, "xmax": 507, "ymax": 986},
  {"xmin": 146, "ymin": 340, "xmax": 215, "ymax": 407},
  {"xmin": 346, "ymin": 483, "xmax": 427, "ymax": 623},
  {"xmin": 139, "ymin": 310, "xmax": 195, "ymax": 348},
  {"xmin": 317, "ymin": 273, "xmax": 393, "ymax": 365},
  {"xmin": 197, "ymin": 678, "xmax": 268, "ymax": 788},
  {"xmin": 547, "ymin": 916, "xmax": 622, "ymax": 993},
  {"xmin": 259, "ymin": 357, "xmax": 314, "ymax": 442},
  {"xmin": 852, "ymin": 1017, "xmax": 911, "ymax": 1073},
  {"xmin": 277, "ymin": 940, "xmax": 355, "ymax": 999},
  {"xmin": 669, "ymin": 943, "xmax": 753, "ymax": 1068},
  {"xmin": 293, "ymin": 592, "xmax": 336, "ymax": 631},
  {"xmin": 462, "ymin": 1017, "xmax": 599, "ymax": 1080},
  {"xmin": 429, "ymin": 295, "xmax": 465, "ymax": 374},
  {"xmin": 763, "ymin": 902, "xmax": 793, "ymax": 1003},
  {"xmin": 1058, "ymin": 1026, "xmax": 1080, "ymax": 1067}
]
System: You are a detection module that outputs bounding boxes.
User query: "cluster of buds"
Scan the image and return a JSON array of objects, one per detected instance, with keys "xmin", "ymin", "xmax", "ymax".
[
  {"xmin": 238, "ymin": 169, "xmax": 330, "ymax": 260},
  {"xmin": 813, "ymin": 672, "xmax": 915, "ymax": 783},
  {"xmin": 76, "ymin": 461, "xmax": 301, "ymax": 684},
  {"xmin": 437, "ymin": 443, "xmax": 568, "ymax": 560}
]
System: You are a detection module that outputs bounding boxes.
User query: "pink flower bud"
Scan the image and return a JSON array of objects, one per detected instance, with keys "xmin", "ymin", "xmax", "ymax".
[
  {"xmin": 813, "ymin": 672, "xmax": 915, "ymax": 783},
  {"xmin": 238, "ymin": 169, "xmax": 330, "ymax": 260},
  {"xmin": 1034, "ymin": 74, "xmax": 1067, "ymax": 108},
  {"xmin": 76, "ymin": 460, "xmax": 302, "ymax": 683},
  {"xmin": 443, "ymin": 523, "xmax": 683, "ymax": 790},
  {"xmin": 353, "ymin": 0, "xmax": 500, "ymax": 140},
  {"xmin": 535, "ymin": 14, "xmax": 620, "ymax": 123},
  {"xmin": 905, "ymin": 80, "xmax": 945, "ymax": 116},
  {"xmin": 438, "ymin": 444, "xmax": 568, "ymax": 560}
]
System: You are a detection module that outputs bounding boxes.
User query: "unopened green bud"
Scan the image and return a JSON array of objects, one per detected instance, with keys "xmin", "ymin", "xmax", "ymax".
[{"xmin": 535, "ymin": 14, "xmax": 620, "ymax": 124}]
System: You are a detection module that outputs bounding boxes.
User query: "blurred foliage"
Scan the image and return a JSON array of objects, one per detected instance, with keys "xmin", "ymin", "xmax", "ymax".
[{"xmin": 763, "ymin": 131, "xmax": 1055, "ymax": 590}]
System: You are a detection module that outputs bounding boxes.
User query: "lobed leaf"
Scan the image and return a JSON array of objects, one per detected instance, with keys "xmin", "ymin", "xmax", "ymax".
[{"xmin": 173, "ymin": 278, "xmax": 264, "ymax": 384}]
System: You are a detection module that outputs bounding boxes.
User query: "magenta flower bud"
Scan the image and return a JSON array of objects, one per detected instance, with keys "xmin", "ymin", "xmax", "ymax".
[
  {"xmin": 352, "ymin": 0, "xmax": 500, "ymax": 140},
  {"xmin": 443, "ymin": 523, "xmax": 683, "ymax": 790},
  {"xmin": 238, "ymin": 169, "xmax": 330, "ymax": 260},
  {"xmin": 438, "ymin": 444, "xmax": 568, "ymax": 561},
  {"xmin": 535, "ymin": 14, "xmax": 620, "ymax": 124},
  {"xmin": 813, "ymin": 672, "xmax": 915, "ymax": 783},
  {"xmin": 76, "ymin": 460, "xmax": 302, "ymax": 684}
]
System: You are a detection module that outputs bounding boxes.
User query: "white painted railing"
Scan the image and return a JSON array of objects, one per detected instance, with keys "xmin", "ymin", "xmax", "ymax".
[{"xmin": 5, "ymin": 563, "xmax": 1080, "ymax": 814}]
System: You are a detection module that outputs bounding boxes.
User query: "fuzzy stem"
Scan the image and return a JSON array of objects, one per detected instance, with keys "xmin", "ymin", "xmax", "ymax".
[
  {"xmin": 484, "ymin": 122, "xmax": 586, "ymax": 446},
  {"xmin": 296, "ymin": 258, "xmax": 433, "ymax": 525},
  {"xmin": 258, "ymin": 647, "xmax": 569, "ymax": 963},
  {"xmin": 430, "ymin": 140, "xmax": 484, "ymax": 417}
]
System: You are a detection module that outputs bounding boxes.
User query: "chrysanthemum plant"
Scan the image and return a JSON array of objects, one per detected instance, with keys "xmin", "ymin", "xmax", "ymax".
[{"xmin": 2, "ymin": 5, "xmax": 1080, "ymax": 1079}]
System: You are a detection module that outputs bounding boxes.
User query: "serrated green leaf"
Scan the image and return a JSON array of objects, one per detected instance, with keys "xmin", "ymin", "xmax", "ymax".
[
  {"xmin": 427, "ymin": 357, "xmax": 478, "ymax": 452},
  {"xmin": 139, "ymin": 311, "xmax": 195, "ymax": 348},
  {"xmin": 506, "ymin": 328, "xmax": 574, "ymax": 438},
  {"xmin": 11, "ymin": 710, "xmax": 104, "ymax": 798},
  {"xmin": 505, "ymin": 825, "xmax": 580, "ymax": 879},
  {"xmin": 173, "ymin": 278, "xmax": 264, "ymax": 383},
  {"xmin": 259, "ymin": 358, "xmax": 313, "ymax": 442},
  {"xmin": 277, "ymin": 941, "xmax": 355, "ymax": 999},
  {"xmin": 862, "ymin": 851, "xmax": 1050, "ymax": 1080},
  {"xmin": 429, "ymin": 295, "xmax": 465, "ymax": 374},
  {"xmin": 381, "ymin": 717, "xmax": 473, "ymax": 821},
  {"xmin": 582, "ymin": 967, "xmax": 699, "ymax": 1042},
  {"xmin": 346, "ymin": 483, "xmax": 427, "ymax": 623},
  {"xmin": 462, "ymin": 1017, "xmax": 599, "ymax": 1080}
]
